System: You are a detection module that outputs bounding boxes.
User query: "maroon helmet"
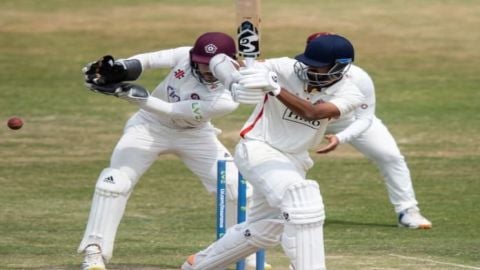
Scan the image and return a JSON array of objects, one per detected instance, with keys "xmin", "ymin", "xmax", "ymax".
[
  {"xmin": 190, "ymin": 32, "xmax": 237, "ymax": 64},
  {"xmin": 190, "ymin": 32, "xmax": 236, "ymax": 85}
]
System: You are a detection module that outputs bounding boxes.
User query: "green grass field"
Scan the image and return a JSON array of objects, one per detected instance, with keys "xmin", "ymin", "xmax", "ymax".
[{"xmin": 1, "ymin": 0, "xmax": 479, "ymax": 269}]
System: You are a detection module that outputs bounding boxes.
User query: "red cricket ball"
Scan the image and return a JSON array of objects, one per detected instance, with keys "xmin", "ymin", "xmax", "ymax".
[{"xmin": 7, "ymin": 117, "xmax": 23, "ymax": 130}]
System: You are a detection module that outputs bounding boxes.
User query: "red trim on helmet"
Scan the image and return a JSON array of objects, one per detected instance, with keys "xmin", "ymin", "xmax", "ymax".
[{"xmin": 306, "ymin": 32, "xmax": 335, "ymax": 44}]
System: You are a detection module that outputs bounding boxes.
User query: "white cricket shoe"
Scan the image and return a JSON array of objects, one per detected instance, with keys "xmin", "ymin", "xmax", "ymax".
[
  {"xmin": 246, "ymin": 253, "xmax": 272, "ymax": 270},
  {"xmin": 398, "ymin": 207, "xmax": 432, "ymax": 229},
  {"xmin": 181, "ymin": 254, "xmax": 196, "ymax": 270},
  {"xmin": 81, "ymin": 244, "xmax": 106, "ymax": 270}
]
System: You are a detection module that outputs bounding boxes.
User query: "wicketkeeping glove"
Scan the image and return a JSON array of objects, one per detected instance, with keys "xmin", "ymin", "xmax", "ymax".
[
  {"xmin": 83, "ymin": 55, "xmax": 129, "ymax": 85},
  {"xmin": 85, "ymin": 82, "xmax": 149, "ymax": 103}
]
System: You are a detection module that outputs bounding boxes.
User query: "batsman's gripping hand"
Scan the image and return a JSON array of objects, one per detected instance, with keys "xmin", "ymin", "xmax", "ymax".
[
  {"xmin": 230, "ymin": 83, "xmax": 265, "ymax": 104},
  {"xmin": 209, "ymin": 54, "xmax": 265, "ymax": 104},
  {"xmin": 83, "ymin": 55, "xmax": 128, "ymax": 85},
  {"xmin": 238, "ymin": 68, "xmax": 281, "ymax": 96},
  {"xmin": 85, "ymin": 82, "xmax": 149, "ymax": 103}
]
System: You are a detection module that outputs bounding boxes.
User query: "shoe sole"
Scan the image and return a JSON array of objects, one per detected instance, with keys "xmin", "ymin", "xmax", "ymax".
[
  {"xmin": 398, "ymin": 223, "xmax": 432, "ymax": 229},
  {"xmin": 85, "ymin": 266, "xmax": 105, "ymax": 270}
]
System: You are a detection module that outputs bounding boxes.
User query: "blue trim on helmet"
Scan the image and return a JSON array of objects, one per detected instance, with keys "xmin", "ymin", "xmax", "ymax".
[{"xmin": 336, "ymin": 58, "xmax": 352, "ymax": 64}]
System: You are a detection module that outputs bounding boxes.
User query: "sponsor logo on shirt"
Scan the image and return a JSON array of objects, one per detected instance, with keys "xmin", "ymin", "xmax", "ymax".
[
  {"xmin": 191, "ymin": 102, "xmax": 202, "ymax": 120},
  {"xmin": 191, "ymin": 93, "xmax": 200, "ymax": 100},
  {"xmin": 167, "ymin": 86, "xmax": 180, "ymax": 102},
  {"xmin": 174, "ymin": 69, "xmax": 185, "ymax": 79},
  {"xmin": 282, "ymin": 108, "xmax": 322, "ymax": 129}
]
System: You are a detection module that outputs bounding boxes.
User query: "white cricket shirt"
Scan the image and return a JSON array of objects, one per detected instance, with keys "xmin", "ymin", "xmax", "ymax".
[
  {"xmin": 128, "ymin": 47, "xmax": 238, "ymax": 129},
  {"xmin": 327, "ymin": 64, "xmax": 376, "ymax": 143},
  {"xmin": 240, "ymin": 57, "xmax": 364, "ymax": 154}
]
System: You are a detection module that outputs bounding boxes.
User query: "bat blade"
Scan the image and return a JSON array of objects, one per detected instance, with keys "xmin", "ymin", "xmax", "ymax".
[{"xmin": 236, "ymin": 0, "xmax": 261, "ymax": 65}]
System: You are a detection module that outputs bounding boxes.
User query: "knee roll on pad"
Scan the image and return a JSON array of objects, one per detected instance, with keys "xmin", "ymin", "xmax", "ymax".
[
  {"xmin": 281, "ymin": 180, "xmax": 325, "ymax": 224},
  {"xmin": 95, "ymin": 167, "xmax": 132, "ymax": 195},
  {"xmin": 78, "ymin": 168, "xmax": 133, "ymax": 261}
]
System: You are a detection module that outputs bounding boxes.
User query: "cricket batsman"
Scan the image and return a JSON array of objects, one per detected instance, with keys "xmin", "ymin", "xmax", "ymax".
[{"xmin": 182, "ymin": 34, "xmax": 364, "ymax": 270}]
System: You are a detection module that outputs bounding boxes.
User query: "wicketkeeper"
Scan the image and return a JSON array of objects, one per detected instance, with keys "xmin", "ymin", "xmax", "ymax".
[{"xmin": 78, "ymin": 32, "xmax": 261, "ymax": 270}]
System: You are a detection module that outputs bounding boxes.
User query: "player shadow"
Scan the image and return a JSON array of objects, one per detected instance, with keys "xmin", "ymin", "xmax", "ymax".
[
  {"xmin": 34, "ymin": 264, "xmax": 175, "ymax": 270},
  {"xmin": 325, "ymin": 218, "xmax": 396, "ymax": 228}
]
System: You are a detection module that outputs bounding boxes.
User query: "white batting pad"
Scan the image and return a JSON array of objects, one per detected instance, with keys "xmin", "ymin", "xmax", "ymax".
[
  {"xmin": 186, "ymin": 219, "xmax": 283, "ymax": 270},
  {"xmin": 78, "ymin": 168, "xmax": 132, "ymax": 261},
  {"xmin": 281, "ymin": 180, "xmax": 326, "ymax": 270}
]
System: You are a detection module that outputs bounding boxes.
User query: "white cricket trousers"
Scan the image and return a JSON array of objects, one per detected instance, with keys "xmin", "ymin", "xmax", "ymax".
[
  {"xmin": 235, "ymin": 139, "xmax": 327, "ymax": 270},
  {"xmin": 327, "ymin": 117, "xmax": 418, "ymax": 213},
  {"xmin": 234, "ymin": 139, "xmax": 313, "ymax": 211},
  {"xmin": 111, "ymin": 112, "xmax": 234, "ymax": 193},
  {"xmin": 79, "ymin": 112, "xmax": 240, "ymax": 260}
]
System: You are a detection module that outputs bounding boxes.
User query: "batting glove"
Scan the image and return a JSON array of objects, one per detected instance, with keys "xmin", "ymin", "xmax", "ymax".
[
  {"xmin": 238, "ymin": 68, "xmax": 281, "ymax": 96},
  {"xmin": 210, "ymin": 53, "xmax": 241, "ymax": 89},
  {"xmin": 231, "ymin": 83, "xmax": 265, "ymax": 104}
]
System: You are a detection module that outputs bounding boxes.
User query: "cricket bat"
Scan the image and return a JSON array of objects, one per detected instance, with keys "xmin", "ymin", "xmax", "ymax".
[{"xmin": 235, "ymin": 0, "xmax": 261, "ymax": 67}]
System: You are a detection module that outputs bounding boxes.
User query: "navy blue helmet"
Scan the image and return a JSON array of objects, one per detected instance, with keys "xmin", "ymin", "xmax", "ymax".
[{"xmin": 294, "ymin": 34, "xmax": 354, "ymax": 87}]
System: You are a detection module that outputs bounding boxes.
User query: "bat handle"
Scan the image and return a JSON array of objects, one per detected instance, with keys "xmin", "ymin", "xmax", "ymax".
[{"xmin": 245, "ymin": 57, "xmax": 255, "ymax": 68}]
